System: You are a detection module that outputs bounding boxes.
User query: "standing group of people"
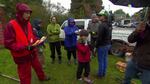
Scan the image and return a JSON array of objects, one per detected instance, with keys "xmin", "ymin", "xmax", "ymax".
[{"xmin": 3, "ymin": 2, "xmax": 112, "ymax": 84}]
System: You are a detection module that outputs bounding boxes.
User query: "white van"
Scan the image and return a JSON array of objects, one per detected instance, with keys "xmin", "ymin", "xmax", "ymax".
[
  {"xmin": 60, "ymin": 19, "xmax": 91, "ymax": 30},
  {"xmin": 59, "ymin": 19, "xmax": 91, "ymax": 41},
  {"xmin": 60, "ymin": 19, "xmax": 135, "ymax": 56}
]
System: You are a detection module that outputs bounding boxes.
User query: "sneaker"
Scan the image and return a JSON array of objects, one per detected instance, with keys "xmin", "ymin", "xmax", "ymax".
[
  {"xmin": 77, "ymin": 78, "xmax": 82, "ymax": 81},
  {"xmin": 96, "ymin": 74, "xmax": 105, "ymax": 79},
  {"xmin": 39, "ymin": 76, "xmax": 50, "ymax": 81},
  {"xmin": 74, "ymin": 59, "xmax": 77, "ymax": 64},
  {"xmin": 51, "ymin": 59, "xmax": 55, "ymax": 64},
  {"xmin": 68, "ymin": 60, "xmax": 71, "ymax": 65},
  {"xmin": 58, "ymin": 60, "xmax": 62, "ymax": 64},
  {"xmin": 83, "ymin": 77, "xmax": 93, "ymax": 84},
  {"xmin": 77, "ymin": 78, "xmax": 83, "ymax": 84}
]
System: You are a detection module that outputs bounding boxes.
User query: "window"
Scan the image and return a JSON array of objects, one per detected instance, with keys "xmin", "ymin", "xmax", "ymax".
[
  {"xmin": 124, "ymin": 20, "xmax": 131, "ymax": 25},
  {"xmin": 75, "ymin": 21, "xmax": 84, "ymax": 29},
  {"xmin": 61, "ymin": 21, "xmax": 85, "ymax": 29}
]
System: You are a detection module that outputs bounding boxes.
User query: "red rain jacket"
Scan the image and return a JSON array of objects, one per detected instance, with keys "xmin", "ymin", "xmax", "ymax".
[
  {"xmin": 10, "ymin": 19, "xmax": 35, "ymax": 57},
  {"xmin": 77, "ymin": 43, "xmax": 91, "ymax": 62}
]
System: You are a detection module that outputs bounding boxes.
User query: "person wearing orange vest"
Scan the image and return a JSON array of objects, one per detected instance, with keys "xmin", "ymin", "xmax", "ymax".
[{"xmin": 4, "ymin": 3, "xmax": 50, "ymax": 84}]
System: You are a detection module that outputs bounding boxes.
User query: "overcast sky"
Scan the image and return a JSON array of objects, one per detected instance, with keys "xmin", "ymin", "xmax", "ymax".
[{"xmin": 47, "ymin": 0, "xmax": 142, "ymax": 16}]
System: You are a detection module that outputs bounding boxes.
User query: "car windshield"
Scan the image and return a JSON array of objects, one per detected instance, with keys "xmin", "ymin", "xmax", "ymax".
[{"xmin": 62, "ymin": 21, "xmax": 85, "ymax": 29}]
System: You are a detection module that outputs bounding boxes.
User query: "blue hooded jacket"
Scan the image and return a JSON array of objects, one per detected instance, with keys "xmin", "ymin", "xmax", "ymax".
[{"xmin": 64, "ymin": 18, "xmax": 79, "ymax": 48}]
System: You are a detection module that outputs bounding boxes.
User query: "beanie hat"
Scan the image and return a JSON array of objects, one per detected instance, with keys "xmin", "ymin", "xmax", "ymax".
[{"xmin": 79, "ymin": 29, "xmax": 89, "ymax": 36}]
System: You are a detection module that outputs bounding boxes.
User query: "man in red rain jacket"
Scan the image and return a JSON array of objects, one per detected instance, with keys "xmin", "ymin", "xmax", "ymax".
[{"xmin": 4, "ymin": 3, "xmax": 49, "ymax": 84}]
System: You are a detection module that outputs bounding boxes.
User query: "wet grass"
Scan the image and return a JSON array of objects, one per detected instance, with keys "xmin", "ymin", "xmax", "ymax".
[{"xmin": 0, "ymin": 44, "xmax": 140, "ymax": 84}]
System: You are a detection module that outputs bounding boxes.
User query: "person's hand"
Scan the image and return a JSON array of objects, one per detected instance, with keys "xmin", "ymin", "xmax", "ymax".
[
  {"xmin": 135, "ymin": 22, "xmax": 146, "ymax": 33},
  {"xmin": 90, "ymin": 31, "xmax": 97, "ymax": 35},
  {"xmin": 91, "ymin": 31, "xmax": 96, "ymax": 35},
  {"xmin": 32, "ymin": 36, "xmax": 47, "ymax": 46},
  {"xmin": 26, "ymin": 45, "xmax": 34, "ymax": 50},
  {"xmin": 32, "ymin": 40, "xmax": 40, "ymax": 46},
  {"xmin": 39, "ymin": 36, "xmax": 47, "ymax": 44},
  {"xmin": 75, "ymin": 30, "xmax": 79, "ymax": 34}
]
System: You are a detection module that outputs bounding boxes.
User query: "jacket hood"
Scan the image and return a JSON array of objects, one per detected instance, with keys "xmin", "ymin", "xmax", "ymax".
[
  {"xmin": 32, "ymin": 19, "xmax": 42, "ymax": 30},
  {"xmin": 16, "ymin": 3, "xmax": 32, "ymax": 13},
  {"xmin": 68, "ymin": 18, "xmax": 75, "ymax": 27},
  {"xmin": 16, "ymin": 3, "xmax": 32, "ymax": 24}
]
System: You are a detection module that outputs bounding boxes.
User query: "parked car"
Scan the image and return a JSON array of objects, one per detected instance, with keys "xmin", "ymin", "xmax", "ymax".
[
  {"xmin": 60, "ymin": 19, "xmax": 135, "ymax": 56},
  {"xmin": 131, "ymin": 22, "xmax": 139, "ymax": 28},
  {"xmin": 117, "ymin": 19, "xmax": 132, "ymax": 28}
]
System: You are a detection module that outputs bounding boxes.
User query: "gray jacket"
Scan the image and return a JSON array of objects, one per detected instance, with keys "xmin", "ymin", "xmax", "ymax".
[{"xmin": 87, "ymin": 21, "xmax": 100, "ymax": 38}]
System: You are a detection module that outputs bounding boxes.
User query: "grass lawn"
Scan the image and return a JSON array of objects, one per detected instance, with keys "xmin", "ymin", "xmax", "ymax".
[{"xmin": 0, "ymin": 44, "xmax": 140, "ymax": 84}]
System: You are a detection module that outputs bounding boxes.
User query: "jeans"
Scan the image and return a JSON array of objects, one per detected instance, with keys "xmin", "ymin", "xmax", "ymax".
[
  {"xmin": 123, "ymin": 60, "xmax": 150, "ymax": 84},
  {"xmin": 97, "ymin": 45, "xmax": 111, "ymax": 76},
  {"xmin": 123, "ymin": 60, "xmax": 140, "ymax": 84},
  {"xmin": 141, "ymin": 69, "xmax": 150, "ymax": 84}
]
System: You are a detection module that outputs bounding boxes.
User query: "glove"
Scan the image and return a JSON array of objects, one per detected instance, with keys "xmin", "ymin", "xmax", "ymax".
[
  {"xmin": 26, "ymin": 45, "xmax": 34, "ymax": 50},
  {"xmin": 91, "ymin": 32, "xmax": 96, "ymax": 35},
  {"xmin": 75, "ymin": 30, "xmax": 79, "ymax": 34}
]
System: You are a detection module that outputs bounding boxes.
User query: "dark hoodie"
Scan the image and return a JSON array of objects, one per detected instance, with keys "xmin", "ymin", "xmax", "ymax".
[
  {"xmin": 32, "ymin": 19, "xmax": 43, "ymax": 39},
  {"xmin": 64, "ymin": 18, "xmax": 79, "ymax": 48}
]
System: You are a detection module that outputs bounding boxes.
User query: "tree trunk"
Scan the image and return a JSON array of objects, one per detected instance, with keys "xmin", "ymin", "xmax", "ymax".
[
  {"xmin": 83, "ymin": 3, "xmax": 92, "ymax": 18},
  {"xmin": 71, "ymin": 0, "xmax": 103, "ymax": 18}
]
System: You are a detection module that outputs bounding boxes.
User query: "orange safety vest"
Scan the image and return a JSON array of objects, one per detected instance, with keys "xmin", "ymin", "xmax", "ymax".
[{"xmin": 10, "ymin": 20, "xmax": 35, "ymax": 57}]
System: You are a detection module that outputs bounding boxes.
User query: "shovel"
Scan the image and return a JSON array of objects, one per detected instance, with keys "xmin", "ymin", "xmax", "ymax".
[{"xmin": 0, "ymin": 72, "xmax": 20, "ymax": 82}]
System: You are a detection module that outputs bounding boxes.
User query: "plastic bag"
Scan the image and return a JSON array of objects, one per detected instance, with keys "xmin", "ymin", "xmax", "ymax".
[{"xmin": 59, "ymin": 29, "xmax": 65, "ymax": 39}]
